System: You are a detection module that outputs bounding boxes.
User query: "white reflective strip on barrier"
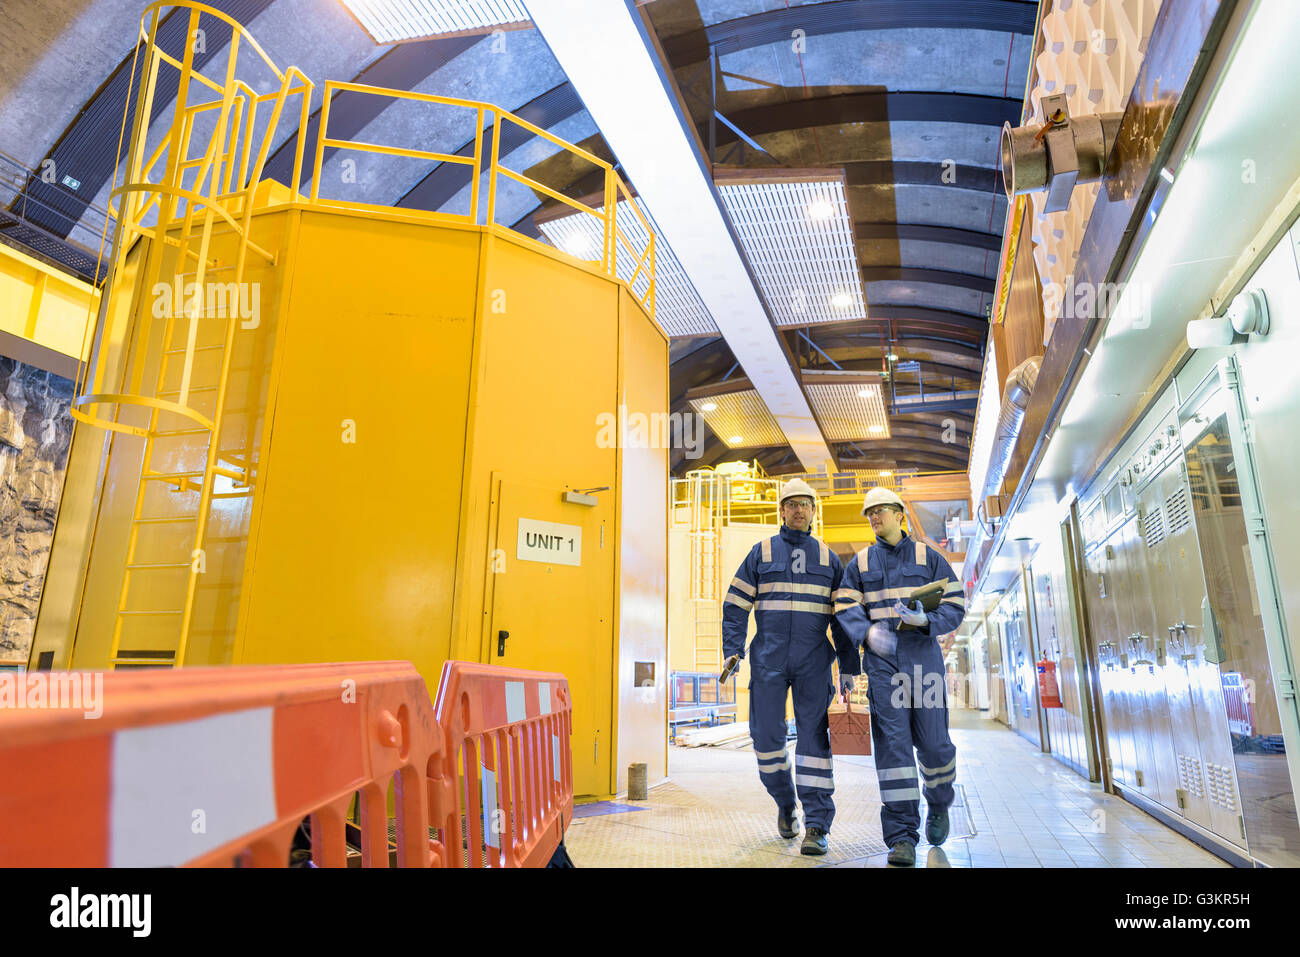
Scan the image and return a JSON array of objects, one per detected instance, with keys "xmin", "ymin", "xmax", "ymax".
[
  {"xmin": 796, "ymin": 754, "xmax": 832, "ymax": 769},
  {"xmin": 756, "ymin": 599, "xmax": 832, "ymax": 614},
  {"xmin": 482, "ymin": 765, "xmax": 499, "ymax": 849},
  {"xmin": 505, "ymin": 681, "xmax": 526, "ymax": 723},
  {"xmin": 539, "ymin": 682, "xmax": 551, "ymax": 715},
  {"xmin": 926, "ymin": 772, "xmax": 956, "ymax": 786},
  {"xmin": 755, "ymin": 749, "xmax": 788, "ymax": 761},
  {"xmin": 795, "ymin": 773, "xmax": 834, "ymax": 790},
  {"xmin": 725, "ymin": 593, "xmax": 754, "ymax": 610},
  {"xmin": 919, "ymin": 757, "xmax": 956, "ymax": 775},
  {"xmin": 110, "ymin": 707, "xmax": 276, "ymax": 868},
  {"xmin": 880, "ymin": 786, "xmax": 921, "ymax": 802},
  {"xmin": 730, "ymin": 576, "xmax": 756, "ymax": 597},
  {"xmin": 757, "ymin": 581, "xmax": 831, "ymax": 597},
  {"xmin": 760, "ymin": 759, "xmax": 791, "ymax": 773},
  {"xmin": 877, "ymin": 765, "xmax": 918, "ymax": 781},
  {"xmin": 553, "ymin": 735, "xmax": 561, "ymax": 782}
]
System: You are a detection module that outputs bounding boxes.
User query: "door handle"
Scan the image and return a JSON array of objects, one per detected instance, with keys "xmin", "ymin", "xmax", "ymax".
[{"xmin": 498, "ymin": 630, "xmax": 509, "ymax": 656}]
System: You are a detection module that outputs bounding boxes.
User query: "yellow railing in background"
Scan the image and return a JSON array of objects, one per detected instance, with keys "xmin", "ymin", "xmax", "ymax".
[{"xmin": 309, "ymin": 80, "xmax": 655, "ymax": 316}]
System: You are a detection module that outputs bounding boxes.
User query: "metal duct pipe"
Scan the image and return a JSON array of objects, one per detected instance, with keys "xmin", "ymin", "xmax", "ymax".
[
  {"xmin": 966, "ymin": 355, "xmax": 1042, "ymax": 577},
  {"xmin": 1000, "ymin": 93, "xmax": 1122, "ymax": 213}
]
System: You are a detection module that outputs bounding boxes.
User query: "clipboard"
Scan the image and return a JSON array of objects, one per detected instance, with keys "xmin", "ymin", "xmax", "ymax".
[{"xmin": 897, "ymin": 578, "xmax": 948, "ymax": 632}]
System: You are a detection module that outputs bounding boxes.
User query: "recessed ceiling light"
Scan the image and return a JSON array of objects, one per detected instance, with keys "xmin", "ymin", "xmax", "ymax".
[
  {"xmin": 700, "ymin": 402, "xmax": 717, "ymax": 412},
  {"xmin": 340, "ymin": 0, "xmax": 530, "ymax": 42},
  {"xmin": 857, "ymin": 388, "xmax": 872, "ymax": 398},
  {"xmin": 880, "ymin": 470, "xmax": 893, "ymax": 477},
  {"xmin": 887, "ymin": 352, "xmax": 898, "ymax": 361},
  {"xmin": 807, "ymin": 198, "xmax": 835, "ymax": 221},
  {"xmin": 729, "ymin": 435, "xmax": 743, "ymax": 443},
  {"xmin": 831, "ymin": 292, "xmax": 852, "ymax": 309},
  {"xmin": 868, "ymin": 424, "xmax": 884, "ymax": 434}
]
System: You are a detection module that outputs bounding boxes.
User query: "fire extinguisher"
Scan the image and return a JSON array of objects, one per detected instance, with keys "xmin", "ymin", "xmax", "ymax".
[{"xmin": 1036, "ymin": 659, "xmax": 1063, "ymax": 709}]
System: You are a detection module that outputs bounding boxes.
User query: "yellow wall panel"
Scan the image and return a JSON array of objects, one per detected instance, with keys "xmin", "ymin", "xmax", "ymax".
[{"xmin": 237, "ymin": 213, "xmax": 481, "ymax": 692}]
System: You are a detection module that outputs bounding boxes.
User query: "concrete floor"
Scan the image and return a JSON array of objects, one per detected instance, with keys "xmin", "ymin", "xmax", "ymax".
[{"xmin": 564, "ymin": 708, "xmax": 1228, "ymax": 867}]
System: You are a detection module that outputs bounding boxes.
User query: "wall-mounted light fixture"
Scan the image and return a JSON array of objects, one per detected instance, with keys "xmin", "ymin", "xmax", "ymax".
[{"xmin": 1186, "ymin": 287, "xmax": 1270, "ymax": 349}]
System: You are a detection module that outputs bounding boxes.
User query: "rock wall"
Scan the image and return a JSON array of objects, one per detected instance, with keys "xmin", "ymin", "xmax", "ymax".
[{"xmin": 0, "ymin": 357, "xmax": 74, "ymax": 665}]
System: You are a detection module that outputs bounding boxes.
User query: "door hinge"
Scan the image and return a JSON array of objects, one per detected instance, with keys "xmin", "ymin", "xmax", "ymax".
[
  {"xmin": 1247, "ymin": 514, "xmax": 1267, "ymax": 538},
  {"xmin": 1278, "ymin": 672, "xmax": 1296, "ymax": 699}
]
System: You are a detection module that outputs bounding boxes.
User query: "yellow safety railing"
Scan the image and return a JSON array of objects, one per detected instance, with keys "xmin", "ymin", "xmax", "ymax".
[{"xmin": 308, "ymin": 80, "xmax": 655, "ymax": 316}]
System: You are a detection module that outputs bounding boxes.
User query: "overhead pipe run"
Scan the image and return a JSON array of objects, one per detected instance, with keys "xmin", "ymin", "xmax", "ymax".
[
  {"xmin": 967, "ymin": 355, "xmax": 1042, "ymax": 577},
  {"xmin": 1000, "ymin": 93, "xmax": 1122, "ymax": 213}
]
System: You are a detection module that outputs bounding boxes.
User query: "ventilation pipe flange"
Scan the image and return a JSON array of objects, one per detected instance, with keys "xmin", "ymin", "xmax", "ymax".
[{"xmin": 1000, "ymin": 94, "xmax": 1123, "ymax": 213}]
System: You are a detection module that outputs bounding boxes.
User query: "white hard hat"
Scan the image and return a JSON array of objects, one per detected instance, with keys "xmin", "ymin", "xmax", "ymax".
[
  {"xmin": 862, "ymin": 486, "xmax": 905, "ymax": 515},
  {"xmin": 778, "ymin": 478, "xmax": 818, "ymax": 505}
]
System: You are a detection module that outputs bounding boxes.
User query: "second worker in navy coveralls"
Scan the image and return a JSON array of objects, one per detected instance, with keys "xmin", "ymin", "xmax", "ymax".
[
  {"xmin": 834, "ymin": 486, "xmax": 967, "ymax": 867},
  {"xmin": 721, "ymin": 479, "xmax": 860, "ymax": 856}
]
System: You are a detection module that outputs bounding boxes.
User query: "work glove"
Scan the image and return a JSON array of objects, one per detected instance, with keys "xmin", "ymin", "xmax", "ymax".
[
  {"xmin": 839, "ymin": 673, "xmax": 856, "ymax": 697},
  {"xmin": 894, "ymin": 599, "xmax": 928, "ymax": 627}
]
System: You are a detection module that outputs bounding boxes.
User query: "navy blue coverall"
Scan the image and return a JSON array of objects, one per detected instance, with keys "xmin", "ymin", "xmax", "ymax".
[
  {"xmin": 833, "ymin": 534, "xmax": 966, "ymax": 847},
  {"xmin": 722, "ymin": 526, "xmax": 860, "ymax": 832}
]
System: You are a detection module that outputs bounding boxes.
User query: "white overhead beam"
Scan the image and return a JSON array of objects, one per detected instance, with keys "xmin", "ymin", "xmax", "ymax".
[{"xmin": 522, "ymin": 0, "xmax": 835, "ymax": 470}]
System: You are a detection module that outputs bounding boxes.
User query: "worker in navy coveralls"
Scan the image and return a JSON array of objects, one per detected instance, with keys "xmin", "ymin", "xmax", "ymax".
[
  {"xmin": 834, "ymin": 487, "xmax": 966, "ymax": 867},
  {"xmin": 721, "ymin": 478, "xmax": 860, "ymax": 856}
]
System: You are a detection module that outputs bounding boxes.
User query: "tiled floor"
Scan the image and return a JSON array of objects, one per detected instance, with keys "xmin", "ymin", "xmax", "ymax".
[{"xmin": 565, "ymin": 707, "xmax": 1228, "ymax": 867}]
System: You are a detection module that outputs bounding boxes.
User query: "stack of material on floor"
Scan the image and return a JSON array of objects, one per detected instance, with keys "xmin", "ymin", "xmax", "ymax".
[{"xmin": 676, "ymin": 721, "xmax": 750, "ymax": 747}]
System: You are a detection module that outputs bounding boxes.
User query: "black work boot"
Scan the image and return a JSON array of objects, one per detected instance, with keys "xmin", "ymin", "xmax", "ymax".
[
  {"xmin": 777, "ymin": 805, "xmax": 799, "ymax": 839},
  {"xmin": 801, "ymin": 827, "xmax": 828, "ymax": 856},
  {"xmin": 887, "ymin": 841, "xmax": 916, "ymax": 867},
  {"xmin": 926, "ymin": 805, "xmax": 950, "ymax": 846}
]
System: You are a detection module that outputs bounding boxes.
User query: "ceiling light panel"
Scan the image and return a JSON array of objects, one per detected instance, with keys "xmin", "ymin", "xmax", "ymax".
[
  {"xmin": 342, "ymin": 0, "xmax": 529, "ymax": 43},
  {"xmin": 688, "ymin": 391, "xmax": 786, "ymax": 449},
  {"xmin": 536, "ymin": 199, "xmax": 717, "ymax": 338},
  {"xmin": 805, "ymin": 382, "xmax": 890, "ymax": 442},
  {"xmin": 716, "ymin": 176, "xmax": 867, "ymax": 327}
]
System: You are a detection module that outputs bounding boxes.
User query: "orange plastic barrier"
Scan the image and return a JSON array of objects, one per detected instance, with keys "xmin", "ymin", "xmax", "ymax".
[
  {"xmin": 432, "ymin": 661, "xmax": 574, "ymax": 868},
  {"xmin": 0, "ymin": 660, "xmax": 572, "ymax": 868}
]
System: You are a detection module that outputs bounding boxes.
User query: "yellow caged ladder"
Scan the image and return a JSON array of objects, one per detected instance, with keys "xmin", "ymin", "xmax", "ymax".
[{"xmin": 73, "ymin": 3, "xmax": 312, "ymax": 668}]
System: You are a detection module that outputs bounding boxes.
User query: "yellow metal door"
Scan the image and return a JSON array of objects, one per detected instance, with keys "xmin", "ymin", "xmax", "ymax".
[{"xmin": 488, "ymin": 478, "xmax": 614, "ymax": 798}]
